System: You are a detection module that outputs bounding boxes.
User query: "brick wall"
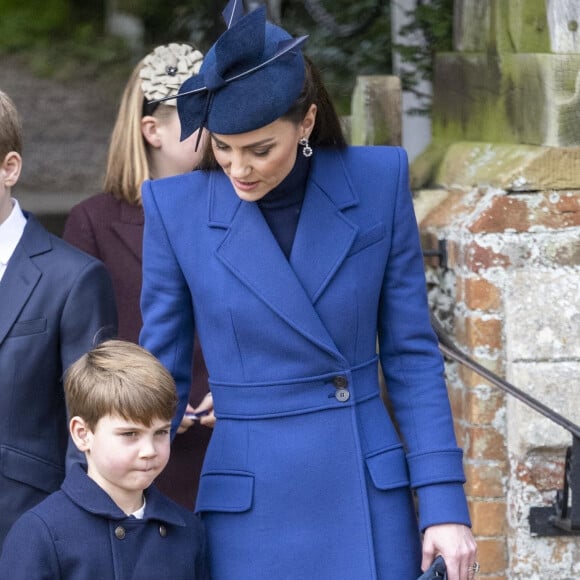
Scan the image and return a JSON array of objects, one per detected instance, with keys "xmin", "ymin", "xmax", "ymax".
[{"xmin": 415, "ymin": 144, "xmax": 580, "ymax": 579}]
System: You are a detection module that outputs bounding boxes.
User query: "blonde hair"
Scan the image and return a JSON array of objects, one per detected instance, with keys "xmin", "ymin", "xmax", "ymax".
[
  {"xmin": 103, "ymin": 44, "xmax": 203, "ymax": 205},
  {"xmin": 64, "ymin": 340, "xmax": 177, "ymax": 431},
  {"xmin": 103, "ymin": 61, "xmax": 159, "ymax": 205},
  {"xmin": 0, "ymin": 90, "xmax": 23, "ymax": 160}
]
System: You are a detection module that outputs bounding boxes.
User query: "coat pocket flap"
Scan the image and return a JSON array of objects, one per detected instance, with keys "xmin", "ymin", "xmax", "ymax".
[
  {"xmin": 196, "ymin": 471, "xmax": 254, "ymax": 513},
  {"xmin": 365, "ymin": 445, "xmax": 410, "ymax": 490},
  {"xmin": 1, "ymin": 445, "xmax": 64, "ymax": 493}
]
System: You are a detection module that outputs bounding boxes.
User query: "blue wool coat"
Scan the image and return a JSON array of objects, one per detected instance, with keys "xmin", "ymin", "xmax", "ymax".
[
  {"xmin": 0, "ymin": 463, "xmax": 209, "ymax": 579},
  {"xmin": 140, "ymin": 146, "xmax": 471, "ymax": 579}
]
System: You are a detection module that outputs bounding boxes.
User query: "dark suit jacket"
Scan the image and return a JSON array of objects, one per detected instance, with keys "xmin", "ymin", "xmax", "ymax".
[
  {"xmin": 63, "ymin": 193, "xmax": 211, "ymax": 509},
  {"xmin": 0, "ymin": 212, "xmax": 117, "ymax": 547}
]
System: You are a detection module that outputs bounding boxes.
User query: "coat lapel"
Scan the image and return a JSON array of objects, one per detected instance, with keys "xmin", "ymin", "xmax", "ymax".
[
  {"xmin": 210, "ymin": 170, "xmax": 348, "ymax": 362},
  {"xmin": 290, "ymin": 149, "xmax": 359, "ymax": 303},
  {"xmin": 0, "ymin": 215, "xmax": 47, "ymax": 346},
  {"xmin": 111, "ymin": 202, "xmax": 144, "ymax": 262}
]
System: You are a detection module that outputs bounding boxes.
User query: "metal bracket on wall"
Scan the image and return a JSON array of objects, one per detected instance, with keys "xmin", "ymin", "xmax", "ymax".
[
  {"xmin": 422, "ymin": 238, "xmax": 448, "ymax": 269},
  {"xmin": 529, "ymin": 436, "xmax": 580, "ymax": 536},
  {"xmin": 429, "ymin": 315, "xmax": 580, "ymax": 538}
]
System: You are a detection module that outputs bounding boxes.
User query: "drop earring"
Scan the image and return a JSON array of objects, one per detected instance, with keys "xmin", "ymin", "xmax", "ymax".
[{"xmin": 299, "ymin": 137, "xmax": 313, "ymax": 158}]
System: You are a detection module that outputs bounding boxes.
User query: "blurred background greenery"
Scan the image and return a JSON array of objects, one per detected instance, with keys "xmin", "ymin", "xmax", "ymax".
[{"xmin": 0, "ymin": 0, "xmax": 452, "ymax": 114}]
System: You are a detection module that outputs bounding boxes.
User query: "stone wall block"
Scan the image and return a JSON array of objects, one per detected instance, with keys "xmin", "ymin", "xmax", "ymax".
[
  {"xmin": 435, "ymin": 142, "xmax": 580, "ymax": 191},
  {"xmin": 506, "ymin": 362, "xmax": 580, "ymax": 454},
  {"xmin": 433, "ymin": 54, "xmax": 580, "ymax": 148},
  {"xmin": 505, "ymin": 269, "xmax": 580, "ymax": 360},
  {"xmin": 453, "ymin": 0, "xmax": 491, "ymax": 52},
  {"xmin": 350, "ymin": 76, "xmax": 401, "ymax": 147}
]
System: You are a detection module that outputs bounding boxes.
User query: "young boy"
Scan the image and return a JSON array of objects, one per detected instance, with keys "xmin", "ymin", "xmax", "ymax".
[
  {"xmin": 0, "ymin": 340, "xmax": 209, "ymax": 579},
  {"xmin": 0, "ymin": 89, "xmax": 117, "ymax": 548}
]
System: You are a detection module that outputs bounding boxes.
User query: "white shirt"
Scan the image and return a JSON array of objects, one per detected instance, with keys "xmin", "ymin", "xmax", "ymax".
[
  {"xmin": 130, "ymin": 496, "xmax": 147, "ymax": 520},
  {"xmin": 0, "ymin": 198, "xmax": 27, "ymax": 283}
]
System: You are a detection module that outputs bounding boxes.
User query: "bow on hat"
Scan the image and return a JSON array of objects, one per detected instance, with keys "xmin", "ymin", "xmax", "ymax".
[{"xmin": 149, "ymin": 0, "xmax": 308, "ymax": 148}]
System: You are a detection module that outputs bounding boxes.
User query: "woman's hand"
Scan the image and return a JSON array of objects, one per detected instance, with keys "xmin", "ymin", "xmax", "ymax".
[
  {"xmin": 191, "ymin": 392, "xmax": 216, "ymax": 428},
  {"xmin": 422, "ymin": 523, "xmax": 478, "ymax": 580},
  {"xmin": 176, "ymin": 403, "xmax": 196, "ymax": 434}
]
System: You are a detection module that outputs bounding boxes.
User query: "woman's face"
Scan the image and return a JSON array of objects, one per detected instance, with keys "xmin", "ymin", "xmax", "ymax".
[{"xmin": 211, "ymin": 104, "xmax": 316, "ymax": 202}]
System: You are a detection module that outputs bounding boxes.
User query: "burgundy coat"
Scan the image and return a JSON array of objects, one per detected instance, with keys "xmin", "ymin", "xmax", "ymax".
[{"xmin": 63, "ymin": 192, "xmax": 211, "ymax": 509}]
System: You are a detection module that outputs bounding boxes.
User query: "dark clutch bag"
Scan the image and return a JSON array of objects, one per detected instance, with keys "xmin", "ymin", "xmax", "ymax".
[{"xmin": 417, "ymin": 556, "xmax": 447, "ymax": 580}]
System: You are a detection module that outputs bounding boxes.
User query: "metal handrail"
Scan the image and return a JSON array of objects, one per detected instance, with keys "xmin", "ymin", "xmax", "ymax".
[
  {"xmin": 431, "ymin": 315, "xmax": 580, "ymax": 439},
  {"xmin": 430, "ymin": 314, "xmax": 580, "ymax": 535}
]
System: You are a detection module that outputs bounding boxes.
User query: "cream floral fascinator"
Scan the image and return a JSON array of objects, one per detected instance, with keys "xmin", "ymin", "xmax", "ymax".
[{"xmin": 140, "ymin": 43, "xmax": 204, "ymax": 105}]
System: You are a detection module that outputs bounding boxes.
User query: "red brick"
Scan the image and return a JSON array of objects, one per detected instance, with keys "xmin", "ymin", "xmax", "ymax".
[
  {"xmin": 456, "ymin": 315, "xmax": 503, "ymax": 351},
  {"xmin": 476, "ymin": 538, "xmax": 507, "ymax": 574},
  {"xmin": 465, "ymin": 388, "xmax": 505, "ymax": 425},
  {"xmin": 465, "ymin": 427, "xmax": 507, "ymax": 462},
  {"xmin": 514, "ymin": 456, "xmax": 566, "ymax": 492},
  {"xmin": 421, "ymin": 188, "xmax": 481, "ymax": 229},
  {"xmin": 458, "ymin": 360, "xmax": 505, "ymax": 389},
  {"xmin": 464, "ymin": 241, "xmax": 512, "ymax": 273},
  {"xmin": 469, "ymin": 499, "xmax": 507, "ymax": 536},
  {"xmin": 465, "ymin": 462, "xmax": 506, "ymax": 498},
  {"xmin": 457, "ymin": 276, "xmax": 502, "ymax": 311},
  {"xmin": 469, "ymin": 195, "xmax": 530, "ymax": 233}
]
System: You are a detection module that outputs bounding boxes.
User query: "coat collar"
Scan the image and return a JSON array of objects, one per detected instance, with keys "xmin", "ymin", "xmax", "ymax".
[
  {"xmin": 62, "ymin": 463, "xmax": 188, "ymax": 526},
  {"xmin": 209, "ymin": 148, "xmax": 358, "ymax": 362},
  {"xmin": 0, "ymin": 213, "xmax": 49, "ymax": 346}
]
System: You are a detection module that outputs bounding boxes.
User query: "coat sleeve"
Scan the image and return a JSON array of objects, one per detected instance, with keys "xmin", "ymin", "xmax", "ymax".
[
  {"xmin": 60, "ymin": 258, "xmax": 117, "ymax": 370},
  {"xmin": 0, "ymin": 512, "xmax": 61, "ymax": 579},
  {"xmin": 139, "ymin": 180, "xmax": 195, "ymax": 436},
  {"xmin": 377, "ymin": 147, "xmax": 470, "ymax": 531}
]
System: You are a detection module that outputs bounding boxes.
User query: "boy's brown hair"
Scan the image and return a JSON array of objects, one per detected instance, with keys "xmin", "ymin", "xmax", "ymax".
[
  {"xmin": 0, "ymin": 90, "xmax": 22, "ymax": 160},
  {"xmin": 64, "ymin": 339, "xmax": 177, "ymax": 431}
]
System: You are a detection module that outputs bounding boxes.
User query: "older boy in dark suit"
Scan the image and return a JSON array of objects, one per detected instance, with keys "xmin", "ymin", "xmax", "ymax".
[{"xmin": 0, "ymin": 89, "xmax": 117, "ymax": 547}]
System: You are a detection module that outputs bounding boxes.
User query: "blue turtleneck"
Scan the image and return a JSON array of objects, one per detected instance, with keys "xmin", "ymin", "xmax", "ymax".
[{"xmin": 257, "ymin": 150, "xmax": 310, "ymax": 260}]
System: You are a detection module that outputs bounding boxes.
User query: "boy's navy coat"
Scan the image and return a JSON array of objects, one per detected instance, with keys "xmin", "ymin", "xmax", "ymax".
[
  {"xmin": 140, "ymin": 146, "xmax": 471, "ymax": 579},
  {"xmin": 0, "ymin": 464, "xmax": 209, "ymax": 579},
  {"xmin": 0, "ymin": 214, "xmax": 117, "ymax": 546}
]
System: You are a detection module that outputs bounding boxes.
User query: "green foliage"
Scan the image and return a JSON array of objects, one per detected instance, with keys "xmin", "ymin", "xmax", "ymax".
[
  {"xmin": 0, "ymin": 0, "xmax": 71, "ymax": 50},
  {"xmin": 0, "ymin": 0, "xmax": 452, "ymax": 116},
  {"xmin": 280, "ymin": 0, "xmax": 391, "ymax": 115},
  {"xmin": 394, "ymin": 0, "xmax": 454, "ymax": 115}
]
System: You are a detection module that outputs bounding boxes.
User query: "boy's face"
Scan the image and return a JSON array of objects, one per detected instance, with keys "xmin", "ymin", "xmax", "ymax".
[{"xmin": 79, "ymin": 414, "xmax": 171, "ymax": 508}]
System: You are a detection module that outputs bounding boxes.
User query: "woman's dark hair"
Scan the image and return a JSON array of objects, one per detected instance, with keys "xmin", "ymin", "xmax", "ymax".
[
  {"xmin": 199, "ymin": 56, "xmax": 346, "ymax": 170},
  {"xmin": 283, "ymin": 56, "xmax": 346, "ymax": 148}
]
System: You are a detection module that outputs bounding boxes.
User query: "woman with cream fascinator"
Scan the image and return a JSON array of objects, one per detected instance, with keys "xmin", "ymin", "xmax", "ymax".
[{"xmin": 63, "ymin": 42, "xmax": 213, "ymax": 510}]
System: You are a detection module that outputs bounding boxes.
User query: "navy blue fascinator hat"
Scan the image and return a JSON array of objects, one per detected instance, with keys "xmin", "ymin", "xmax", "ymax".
[{"xmin": 152, "ymin": 0, "xmax": 308, "ymax": 144}]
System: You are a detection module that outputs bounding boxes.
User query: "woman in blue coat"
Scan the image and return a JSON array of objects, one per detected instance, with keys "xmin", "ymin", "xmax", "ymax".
[{"xmin": 140, "ymin": 2, "xmax": 478, "ymax": 578}]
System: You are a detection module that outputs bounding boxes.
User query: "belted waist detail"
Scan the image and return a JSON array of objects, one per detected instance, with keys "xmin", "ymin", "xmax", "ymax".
[{"xmin": 210, "ymin": 357, "xmax": 379, "ymax": 419}]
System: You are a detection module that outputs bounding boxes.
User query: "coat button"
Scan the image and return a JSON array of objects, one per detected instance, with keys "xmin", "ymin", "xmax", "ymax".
[
  {"xmin": 333, "ymin": 376, "xmax": 348, "ymax": 388},
  {"xmin": 115, "ymin": 526, "xmax": 126, "ymax": 540},
  {"xmin": 335, "ymin": 388, "xmax": 350, "ymax": 402},
  {"xmin": 159, "ymin": 525, "xmax": 167, "ymax": 537}
]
